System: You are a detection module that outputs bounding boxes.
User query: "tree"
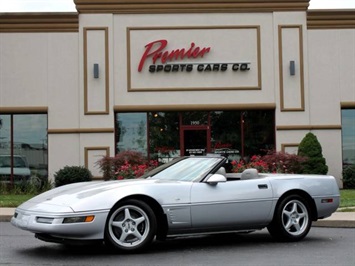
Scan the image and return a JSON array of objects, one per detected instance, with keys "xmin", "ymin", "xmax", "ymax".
[{"xmin": 298, "ymin": 132, "xmax": 328, "ymax": 174}]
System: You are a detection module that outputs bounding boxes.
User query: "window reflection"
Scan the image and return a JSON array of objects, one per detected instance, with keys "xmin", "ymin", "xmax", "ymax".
[
  {"xmin": 115, "ymin": 110, "xmax": 275, "ymax": 165},
  {"xmin": 242, "ymin": 110, "xmax": 275, "ymax": 158},
  {"xmin": 116, "ymin": 113, "xmax": 147, "ymax": 155},
  {"xmin": 0, "ymin": 115, "xmax": 10, "ymax": 151},
  {"xmin": 342, "ymin": 109, "xmax": 355, "ymax": 166},
  {"xmin": 211, "ymin": 111, "xmax": 241, "ymax": 161},
  {"xmin": 181, "ymin": 111, "xmax": 208, "ymax": 126},
  {"xmin": 148, "ymin": 112, "xmax": 179, "ymax": 163},
  {"xmin": 0, "ymin": 114, "xmax": 48, "ymax": 184}
]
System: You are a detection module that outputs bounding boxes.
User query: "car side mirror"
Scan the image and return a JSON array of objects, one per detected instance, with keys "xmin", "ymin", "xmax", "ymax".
[{"xmin": 206, "ymin": 174, "xmax": 227, "ymax": 185}]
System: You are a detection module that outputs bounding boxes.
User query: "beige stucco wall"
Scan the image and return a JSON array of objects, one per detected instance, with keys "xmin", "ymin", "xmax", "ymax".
[{"xmin": 1, "ymin": 8, "xmax": 354, "ymax": 184}]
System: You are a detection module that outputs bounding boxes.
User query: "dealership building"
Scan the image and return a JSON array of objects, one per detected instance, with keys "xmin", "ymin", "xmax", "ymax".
[{"xmin": 0, "ymin": 0, "xmax": 354, "ymax": 186}]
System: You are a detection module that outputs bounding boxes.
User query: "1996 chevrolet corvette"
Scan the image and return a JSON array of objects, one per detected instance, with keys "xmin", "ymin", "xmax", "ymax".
[{"xmin": 11, "ymin": 156, "xmax": 340, "ymax": 252}]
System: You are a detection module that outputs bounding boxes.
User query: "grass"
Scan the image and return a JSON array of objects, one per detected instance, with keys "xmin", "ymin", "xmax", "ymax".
[
  {"xmin": 339, "ymin": 189, "xmax": 355, "ymax": 208},
  {"xmin": 1, "ymin": 188, "xmax": 354, "ymax": 209},
  {"xmin": 0, "ymin": 181, "xmax": 52, "ymax": 207},
  {"xmin": 0, "ymin": 194, "xmax": 35, "ymax": 207}
]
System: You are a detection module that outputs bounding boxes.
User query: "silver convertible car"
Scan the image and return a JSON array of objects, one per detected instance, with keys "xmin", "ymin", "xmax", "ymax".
[{"xmin": 11, "ymin": 156, "xmax": 340, "ymax": 252}]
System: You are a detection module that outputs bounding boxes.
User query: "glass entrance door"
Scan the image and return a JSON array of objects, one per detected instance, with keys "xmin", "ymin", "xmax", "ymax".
[{"xmin": 183, "ymin": 129, "xmax": 208, "ymax": 156}]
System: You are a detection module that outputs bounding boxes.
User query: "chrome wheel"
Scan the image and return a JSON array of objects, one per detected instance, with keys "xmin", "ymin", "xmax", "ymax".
[
  {"xmin": 281, "ymin": 200, "xmax": 309, "ymax": 236},
  {"xmin": 267, "ymin": 195, "xmax": 312, "ymax": 242},
  {"xmin": 105, "ymin": 200, "xmax": 156, "ymax": 251}
]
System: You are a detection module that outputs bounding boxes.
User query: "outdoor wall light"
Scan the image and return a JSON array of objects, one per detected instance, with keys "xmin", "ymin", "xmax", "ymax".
[
  {"xmin": 289, "ymin": 60, "xmax": 295, "ymax": 76},
  {"xmin": 93, "ymin": 63, "xmax": 99, "ymax": 78}
]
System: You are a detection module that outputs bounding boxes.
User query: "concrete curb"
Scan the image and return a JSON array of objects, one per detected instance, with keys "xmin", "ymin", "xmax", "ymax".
[
  {"xmin": 312, "ymin": 212, "xmax": 355, "ymax": 228},
  {"xmin": 1, "ymin": 208, "xmax": 354, "ymax": 228},
  {"xmin": 0, "ymin": 208, "xmax": 15, "ymax": 222},
  {"xmin": 312, "ymin": 220, "xmax": 355, "ymax": 228}
]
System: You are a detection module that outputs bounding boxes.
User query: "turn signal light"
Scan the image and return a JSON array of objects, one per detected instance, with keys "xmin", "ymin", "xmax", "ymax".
[
  {"xmin": 321, "ymin": 198, "xmax": 334, "ymax": 203},
  {"xmin": 63, "ymin": 215, "xmax": 95, "ymax": 224}
]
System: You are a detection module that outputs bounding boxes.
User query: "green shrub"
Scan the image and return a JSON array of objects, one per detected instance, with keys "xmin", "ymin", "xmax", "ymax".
[
  {"xmin": 343, "ymin": 165, "xmax": 355, "ymax": 189},
  {"xmin": 54, "ymin": 166, "xmax": 92, "ymax": 187},
  {"xmin": 298, "ymin": 132, "xmax": 328, "ymax": 174}
]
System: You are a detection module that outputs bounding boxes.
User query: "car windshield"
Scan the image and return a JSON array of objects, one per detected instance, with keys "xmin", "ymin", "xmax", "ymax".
[{"xmin": 149, "ymin": 157, "xmax": 222, "ymax": 182}]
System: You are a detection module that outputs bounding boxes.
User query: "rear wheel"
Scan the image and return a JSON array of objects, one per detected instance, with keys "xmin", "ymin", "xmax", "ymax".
[
  {"xmin": 104, "ymin": 199, "xmax": 157, "ymax": 252},
  {"xmin": 267, "ymin": 195, "xmax": 312, "ymax": 241}
]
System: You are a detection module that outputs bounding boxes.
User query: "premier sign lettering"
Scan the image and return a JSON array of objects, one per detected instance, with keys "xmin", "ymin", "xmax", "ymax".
[
  {"xmin": 149, "ymin": 63, "xmax": 250, "ymax": 73},
  {"xmin": 138, "ymin": 39, "xmax": 250, "ymax": 73},
  {"xmin": 138, "ymin": 40, "xmax": 210, "ymax": 72}
]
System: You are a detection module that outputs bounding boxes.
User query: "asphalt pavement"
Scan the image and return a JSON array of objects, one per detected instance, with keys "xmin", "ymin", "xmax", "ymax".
[{"xmin": 0, "ymin": 207, "xmax": 354, "ymax": 227}]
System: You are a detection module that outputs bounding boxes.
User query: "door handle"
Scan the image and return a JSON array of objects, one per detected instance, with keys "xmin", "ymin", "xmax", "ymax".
[{"xmin": 258, "ymin": 184, "xmax": 268, "ymax": 189}]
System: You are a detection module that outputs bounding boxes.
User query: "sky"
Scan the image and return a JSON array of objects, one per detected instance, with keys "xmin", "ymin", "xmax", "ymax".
[{"xmin": 0, "ymin": 0, "xmax": 354, "ymax": 12}]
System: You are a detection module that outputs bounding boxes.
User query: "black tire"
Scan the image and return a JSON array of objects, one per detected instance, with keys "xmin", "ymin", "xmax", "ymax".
[
  {"xmin": 104, "ymin": 199, "xmax": 157, "ymax": 252},
  {"xmin": 267, "ymin": 195, "xmax": 312, "ymax": 242}
]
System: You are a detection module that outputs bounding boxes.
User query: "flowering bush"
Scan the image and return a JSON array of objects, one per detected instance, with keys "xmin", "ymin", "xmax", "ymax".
[
  {"xmin": 262, "ymin": 151, "xmax": 306, "ymax": 174},
  {"xmin": 231, "ymin": 155, "xmax": 268, "ymax": 173},
  {"xmin": 97, "ymin": 150, "xmax": 159, "ymax": 180},
  {"xmin": 115, "ymin": 160, "xmax": 158, "ymax": 180},
  {"xmin": 231, "ymin": 151, "xmax": 306, "ymax": 174}
]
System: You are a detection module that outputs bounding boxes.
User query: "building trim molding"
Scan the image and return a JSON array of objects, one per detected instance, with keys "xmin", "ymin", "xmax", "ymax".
[
  {"xmin": 83, "ymin": 27, "xmax": 110, "ymax": 115},
  {"xmin": 127, "ymin": 25, "xmax": 262, "ymax": 92},
  {"xmin": 73, "ymin": 0, "xmax": 310, "ymax": 14},
  {"xmin": 0, "ymin": 13, "xmax": 79, "ymax": 32},
  {"xmin": 341, "ymin": 102, "xmax": 355, "ymax": 109},
  {"xmin": 114, "ymin": 103, "xmax": 276, "ymax": 112},
  {"xmin": 278, "ymin": 24, "xmax": 305, "ymax": 112},
  {"xmin": 84, "ymin": 146, "xmax": 110, "ymax": 179},
  {"xmin": 1, "ymin": 9, "xmax": 354, "ymax": 32},
  {"xmin": 277, "ymin": 125, "xmax": 341, "ymax": 131},
  {"xmin": 0, "ymin": 107, "xmax": 48, "ymax": 114},
  {"xmin": 281, "ymin": 143, "xmax": 299, "ymax": 152},
  {"xmin": 307, "ymin": 10, "xmax": 355, "ymax": 29},
  {"xmin": 48, "ymin": 128, "xmax": 114, "ymax": 134}
]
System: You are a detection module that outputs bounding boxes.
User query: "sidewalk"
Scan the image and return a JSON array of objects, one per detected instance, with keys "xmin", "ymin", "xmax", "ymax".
[{"xmin": 0, "ymin": 207, "xmax": 354, "ymax": 227}]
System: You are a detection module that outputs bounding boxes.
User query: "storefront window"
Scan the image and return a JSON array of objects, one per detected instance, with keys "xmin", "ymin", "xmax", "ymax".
[
  {"xmin": 0, "ymin": 114, "xmax": 48, "ymax": 185},
  {"xmin": 210, "ymin": 110, "xmax": 275, "ymax": 161},
  {"xmin": 342, "ymin": 109, "xmax": 355, "ymax": 166},
  {"xmin": 116, "ymin": 113, "xmax": 148, "ymax": 155},
  {"xmin": 0, "ymin": 115, "xmax": 11, "ymax": 154},
  {"xmin": 242, "ymin": 110, "xmax": 275, "ymax": 159},
  {"xmin": 115, "ymin": 110, "xmax": 275, "ymax": 164},
  {"xmin": 148, "ymin": 112, "xmax": 180, "ymax": 163},
  {"xmin": 181, "ymin": 111, "xmax": 208, "ymax": 126},
  {"xmin": 210, "ymin": 111, "xmax": 241, "ymax": 161}
]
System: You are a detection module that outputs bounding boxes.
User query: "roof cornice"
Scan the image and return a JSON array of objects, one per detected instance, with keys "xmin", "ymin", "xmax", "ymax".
[
  {"xmin": 73, "ymin": 0, "xmax": 310, "ymax": 14},
  {"xmin": 307, "ymin": 9, "xmax": 355, "ymax": 29},
  {"xmin": 0, "ymin": 13, "xmax": 79, "ymax": 32}
]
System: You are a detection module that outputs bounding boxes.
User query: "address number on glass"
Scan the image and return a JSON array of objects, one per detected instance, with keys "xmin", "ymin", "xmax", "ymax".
[{"xmin": 190, "ymin": 121, "xmax": 200, "ymax": 125}]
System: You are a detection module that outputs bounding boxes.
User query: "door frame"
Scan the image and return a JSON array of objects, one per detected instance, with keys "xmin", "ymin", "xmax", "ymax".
[{"xmin": 179, "ymin": 112, "xmax": 211, "ymax": 156}]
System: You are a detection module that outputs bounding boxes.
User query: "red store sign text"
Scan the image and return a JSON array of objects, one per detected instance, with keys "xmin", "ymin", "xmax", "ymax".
[{"xmin": 138, "ymin": 39, "xmax": 211, "ymax": 72}]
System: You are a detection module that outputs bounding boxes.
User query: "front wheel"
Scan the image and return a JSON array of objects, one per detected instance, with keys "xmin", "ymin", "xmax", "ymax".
[
  {"xmin": 267, "ymin": 195, "xmax": 312, "ymax": 242},
  {"xmin": 104, "ymin": 199, "xmax": 157, "ymax": 252}
]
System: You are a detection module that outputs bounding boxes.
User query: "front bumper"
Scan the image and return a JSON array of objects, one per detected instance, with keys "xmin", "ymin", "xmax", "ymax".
[{"xmin": 11, "ymin": 208, "xmax": 110, "ymax": 240}]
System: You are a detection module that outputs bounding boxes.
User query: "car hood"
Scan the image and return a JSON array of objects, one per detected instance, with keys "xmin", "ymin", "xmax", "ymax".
[{"xmin": 17, "ymin": 178, "xmax": 187, "ymax": 213}]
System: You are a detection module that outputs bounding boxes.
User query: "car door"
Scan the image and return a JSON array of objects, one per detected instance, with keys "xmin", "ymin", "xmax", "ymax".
[{"xmin": 190, "ymin": 178, "xmax": 273, "ymax": 228}]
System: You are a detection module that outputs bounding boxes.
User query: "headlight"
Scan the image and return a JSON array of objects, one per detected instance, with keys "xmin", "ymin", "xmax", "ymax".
[
  {"xmin": 36, "ymin": 217, "xmax": 54, "ymax": 224},
  {"xmin": 62, "ymin": 216, "xmax": 95, "ymax": 224}
]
